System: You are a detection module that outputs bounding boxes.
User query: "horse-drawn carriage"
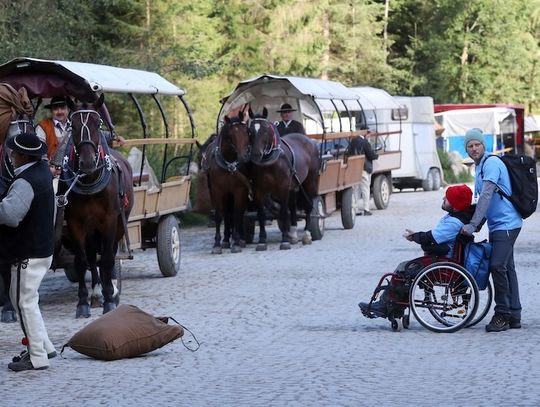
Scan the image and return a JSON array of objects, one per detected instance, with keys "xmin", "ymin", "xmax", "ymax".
[
  {"xmin": 217, "ymin": 75, "xmax": 403, "ymax": 240},
  {"xmin": 0, "ymin": 57, "xmax": 195, "ymax": 316}
]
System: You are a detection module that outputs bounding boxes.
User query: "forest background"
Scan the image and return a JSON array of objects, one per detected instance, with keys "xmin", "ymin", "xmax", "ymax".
[{"xmin": 2, "ymin": 0, "xmax": 540, "ymax": 141}]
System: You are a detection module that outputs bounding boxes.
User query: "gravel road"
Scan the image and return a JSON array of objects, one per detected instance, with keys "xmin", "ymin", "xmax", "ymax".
[{"xmin": 1, "ymin": 187, "xmax": 539, "ymax": 407}]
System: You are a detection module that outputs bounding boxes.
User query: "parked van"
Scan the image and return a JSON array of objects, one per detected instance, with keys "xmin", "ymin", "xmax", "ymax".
[{"xmin": 391, "ymin": 96, "xmax": 442, "ymax": 191}]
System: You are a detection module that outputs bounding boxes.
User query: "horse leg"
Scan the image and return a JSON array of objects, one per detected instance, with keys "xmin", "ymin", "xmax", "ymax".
[
  {"xmin": 88, "ymin": 250, "xmax": 103, "ymax": 308},
  {"xmin": 0, "ymin": 261, "xmax": 17, "ymax": 323},
  {"xmin": 222, "ymin": 206, "xmax": 232, "ymax": 249},
  {"xmin": 74, "ymin": 249, "xmax": 91, "ymax": 318},
  {"xmin": 288, "ymin": 191, "xmax": 299, "ymax": 245},
  {"xmin": 99, "ymin": 236, "xmax": 117, "ymax": 314},
  {"xmin": 212, "ymin": 209, "xmax": 223, "ymax": 254},
  {"xmin": 278, "ymin": 199, "xmax": 291, "ymax": 250},
  {"xmin": 255, "ymin": 200, "xmax": 268, "ymax": 251}
]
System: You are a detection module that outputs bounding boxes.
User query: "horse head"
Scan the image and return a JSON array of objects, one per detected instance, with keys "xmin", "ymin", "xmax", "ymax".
[
  {"xmin": 248, "ymin": 107, "xmax": 280, "ymax": 163},
  {"xmin": 220, "ymin": 112, "xmax": 251, "ymax": 164},
  {"xmin": 70, "ymin": 94, "xmax": 105, "ymax": 177}
]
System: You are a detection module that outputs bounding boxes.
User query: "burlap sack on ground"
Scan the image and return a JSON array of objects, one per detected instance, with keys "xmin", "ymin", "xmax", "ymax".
[{"xmin": 66, "ymin": 304, "xmax": 183, "ymax": 361}]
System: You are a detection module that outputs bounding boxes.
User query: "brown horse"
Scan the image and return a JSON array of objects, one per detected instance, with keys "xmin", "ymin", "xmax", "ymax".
[
  {"xmin": 59, "ymin": 95, "xmax": 134, "ymax": 317},
  {"xmin": 199, "ymin": 113, "xmax": 251, "ymax": 253},
  {"xmin": 248, "ymin": 108, "xmax": 320, "ymax": 250}
]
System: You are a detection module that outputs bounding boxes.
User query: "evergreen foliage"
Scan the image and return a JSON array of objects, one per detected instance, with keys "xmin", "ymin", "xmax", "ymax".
[{"xmin": 1, "ymin": 0, "xmax": 540, "ymax": 139}]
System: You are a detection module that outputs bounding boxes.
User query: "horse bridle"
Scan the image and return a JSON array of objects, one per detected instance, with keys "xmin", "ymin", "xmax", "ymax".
[
  {"xmin": 70, "ymin": 109, "xmax": 105, "ymax": 172},
  {"xmin": 249, "ymin": 117, "xmax": 281, "ymax": 164},
  {"xmin": 214, "ymin": 120, "xmax": 250, "ymax": 172}
]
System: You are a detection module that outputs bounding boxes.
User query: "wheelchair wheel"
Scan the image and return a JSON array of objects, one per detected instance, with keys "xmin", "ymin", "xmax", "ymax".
[
  {"xmin": 466, "ymin": 277, "xmax": 493, "ymax": 328},
  {"xmin": 409, "ymin": 262, "xmax": 479, "ymax": 333}
]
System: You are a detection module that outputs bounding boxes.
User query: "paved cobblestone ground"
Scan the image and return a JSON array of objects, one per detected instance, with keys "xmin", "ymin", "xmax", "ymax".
[{"xmin": 1, "ymin": 187, "xmax": 539, "ymax": 406}]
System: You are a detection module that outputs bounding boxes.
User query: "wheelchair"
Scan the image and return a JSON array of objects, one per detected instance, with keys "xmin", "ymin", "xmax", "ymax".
[{"xmin": 361, "ymin": 237, "xmax": 493, "ymax": 333}]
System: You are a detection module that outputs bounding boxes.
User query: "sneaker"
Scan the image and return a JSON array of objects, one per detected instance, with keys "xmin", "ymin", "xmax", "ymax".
[
  {"xmin": 359, "ymin": 300, "xmax": 388, "ymax": 318},
  {"xmin": 12, "ymin": 350, "xmax": 57, "ymax": 363},
  {"xmin": 509, "ymin": 317, "xmax": 521, "ymax": 329},
  {"xmin": 8, "ymin": 357, "xmax": 48, "ymax": 372},
  {"xmin": 485, "ymin": 313, "xmax": 510, "ymax": 332}
]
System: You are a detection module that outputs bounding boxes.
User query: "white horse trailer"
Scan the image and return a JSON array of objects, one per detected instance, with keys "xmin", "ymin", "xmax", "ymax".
[{"xmin": 392, "ymin": 96, "xmax": 443, "ymax": 191}]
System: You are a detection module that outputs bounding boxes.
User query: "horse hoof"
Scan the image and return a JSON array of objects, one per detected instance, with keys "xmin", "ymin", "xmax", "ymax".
[
  {"xmin": 256, "ymin": 243, "xmax": 267, "ymax": 251},
  {"xmin": 231, "ymin": 245, "xmax": 242, "ymax": 254},
  {"xmin": 279, "ymin": 242, "xmax": 291, "ymax": 250},
  {"xmin": 222, "ymin": 242, "xmax": 231, "ymax": 249},
  {"xmin": 103, "ymin": 302, "xmax": 116, "ymax": 314},
  {"xmin": 239, "ymin": 240, "xmax": 246, "ymax": 248},
  {"xmin": 302, "ymin": 236, "xmax": 313, "ymax": 245},
  {"xmin": 76, "ymin": 304, "xmax": 91, "ymax": 318},
  {"xmin": 1, "ymin": 310, "xmax": 17, "ymax": 323},
  {"xmin": 289, "ymin": 237, "xmax": 298, "ymax": 245},
  {"xmin": 211, "ymin": 247, "xmax": 223, "ymax": 254},
  {"xmin": 90, "ymin": 296, "xmax": 103, "ymax": 308}
]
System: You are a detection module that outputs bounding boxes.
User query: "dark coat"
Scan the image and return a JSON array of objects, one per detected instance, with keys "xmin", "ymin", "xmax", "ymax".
[
  {"xmin": 346, "ymin": 136, "xmax": 378, "ymax": 173},
  {"xmin": 276, "ymin": 120, "xmax": 305, "ymax": 137}
]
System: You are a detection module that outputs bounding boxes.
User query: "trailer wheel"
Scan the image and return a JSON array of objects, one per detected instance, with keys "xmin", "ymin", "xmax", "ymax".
[
  {"xmin": 308, "ymin": 195, "xmax": 325, "ymax": 240},
  {"xmin": 340, "ymin": 187, "xmax": 356, "ymax": 229},
  {"xmin": 157, "ymin": 215, "xmax": 181, "ymax": 277},
  {"xmin": 431, "ymin": 168, "xmax": 442, "ymax": 191},
  {"xmin": 373, "ymin": 174, "xmax": 391, "ymax": 209},
  {"xmin": 422, "ymin": 170, "xmax": 435, "ymax": 191}
]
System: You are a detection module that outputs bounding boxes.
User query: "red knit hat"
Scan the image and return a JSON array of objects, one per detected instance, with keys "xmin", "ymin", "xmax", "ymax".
[{"xmin": 445, "ymin": 185, "xmax": 472, "ymax": 211}]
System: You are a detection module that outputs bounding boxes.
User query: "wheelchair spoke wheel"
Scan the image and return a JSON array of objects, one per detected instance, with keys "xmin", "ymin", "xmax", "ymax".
[
  {"xmin": 409, "ymin": 262, "xmax": 479, "ymax": 333},
  {"xmin": 466, "ymin": 277, "xmax": 493, "ymax": 328}
]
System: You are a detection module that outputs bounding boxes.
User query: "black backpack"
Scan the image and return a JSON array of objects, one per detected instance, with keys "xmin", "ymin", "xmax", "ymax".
[{"xmin": 481, "ymin": 154, "xmax": 538, "ymax": 219}]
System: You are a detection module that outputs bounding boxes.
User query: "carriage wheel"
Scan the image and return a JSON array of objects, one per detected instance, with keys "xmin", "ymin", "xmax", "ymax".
[
  {"xmin": 466, "ymin": 277, "xmax": 493, "ymax": 328},
  {"xmin": 308, "ymin": 195, "xmax": 325, "ymax": 241},
  {"xmin": 243, "ymin": 217, "xmax": 255, "ymax": 244},
  {"xmin": 373, "ymin": 174, "xmax": 391, "ymax": 209},
  {"xmin": 340, "ymin": 187, "xmax": 356, "ymax": 230},
  {"xmin": 409, "ymin": 262, "xmax": 479, "ymax": 333},
  {"xmin": 157, "ymin": 215, "xmax": 181, "ymax": 277},
  {"xmin": 64, "ymin": 264, "xmax": 79, "ymax": 283}
]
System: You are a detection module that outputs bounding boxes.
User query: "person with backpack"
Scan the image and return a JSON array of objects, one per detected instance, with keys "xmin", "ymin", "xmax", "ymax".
[{"xmin": 461, "ymin": 128, "xmax": 523, "ymax": 332}]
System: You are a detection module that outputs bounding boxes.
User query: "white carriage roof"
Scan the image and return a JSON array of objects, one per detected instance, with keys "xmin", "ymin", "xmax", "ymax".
[
  {"xmin": 221, "ymin": 74, "xmax": 361, "ymax": 103},
  {"xmin": 349, "ymin": 87, "xmax": 400, "ymax": 110},
  {"xmin": 0, "ymin": 57, "xmax": 184, "ymax": 96}
]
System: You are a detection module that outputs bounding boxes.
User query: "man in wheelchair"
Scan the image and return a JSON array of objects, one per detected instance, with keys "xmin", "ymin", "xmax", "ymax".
[{"xmin": 359, "ymin": 184, "xmax": 475, "ymax": 319}]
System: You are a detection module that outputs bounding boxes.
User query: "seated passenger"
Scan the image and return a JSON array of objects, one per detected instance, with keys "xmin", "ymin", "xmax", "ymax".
[{"xmin": 358, "ymin": 184, "xmax": 475, "ymax": 318}]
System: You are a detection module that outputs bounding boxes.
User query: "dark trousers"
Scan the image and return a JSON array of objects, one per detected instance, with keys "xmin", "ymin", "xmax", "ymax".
[{"xmin": 489, "ymin": 228, "xmax": 521, "ymax": 319}]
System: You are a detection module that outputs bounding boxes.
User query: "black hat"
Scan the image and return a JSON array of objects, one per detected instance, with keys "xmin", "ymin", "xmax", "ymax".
[
  {"xmin": 6, "ymin": 132, "xmax": 47, "ymax": 157},
  {"xmin": 44, "ymin": 96, "xmax": 70, "ymax": 109},
  {"xmin": 277, "ymin": 103, "xmax": 296, "ymax": 113}
]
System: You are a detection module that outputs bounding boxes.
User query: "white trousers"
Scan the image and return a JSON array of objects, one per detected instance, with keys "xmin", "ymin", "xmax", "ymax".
[
  {"xmin": 359, "ymin": 171, "xmax": 372, "ymax": 212},
  {"xmin": 10, "ymin": 256, "xmax": 55, "ymax": 369}
]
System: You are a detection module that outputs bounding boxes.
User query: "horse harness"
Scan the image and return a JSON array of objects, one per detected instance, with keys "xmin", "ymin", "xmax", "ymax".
[{"xmin": 206, "ymin": 121, "xmax": 253, "ymax": 195}]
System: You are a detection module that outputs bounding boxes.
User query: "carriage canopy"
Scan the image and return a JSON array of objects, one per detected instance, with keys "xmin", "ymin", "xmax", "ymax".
[
  {"xmin": 218, "ymin": 74, "xmax": 369, "ymax": 136},
  {"xmin": 0, "ymin": 57, "xmax": 185, "ymax": 100}
]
